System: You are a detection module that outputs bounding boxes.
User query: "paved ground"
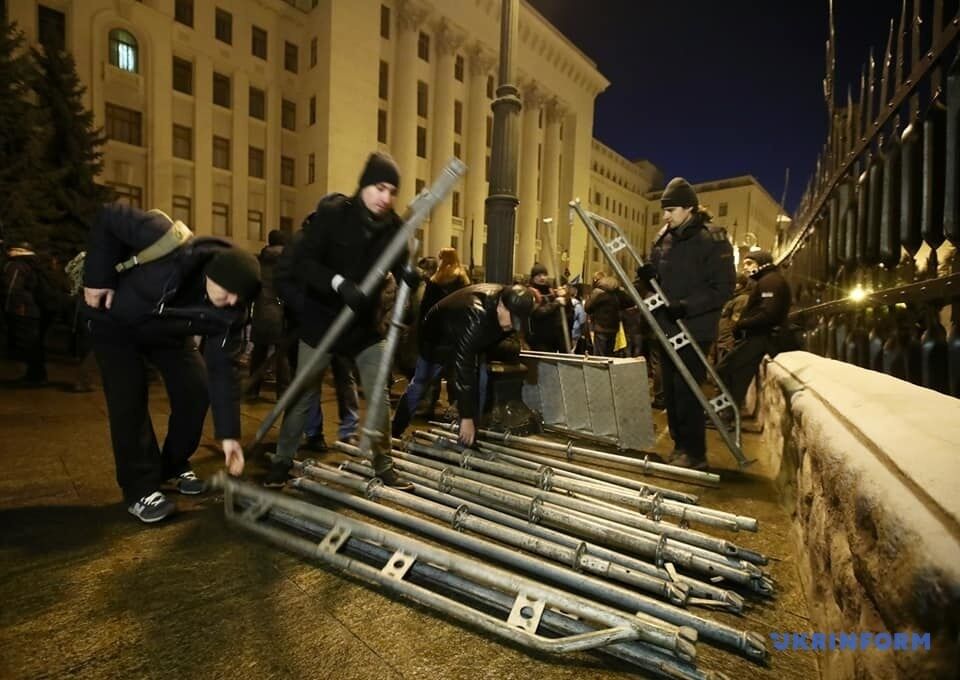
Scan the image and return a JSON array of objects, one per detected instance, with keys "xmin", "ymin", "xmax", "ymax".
[{"xmin": 0, "ymin": 353, "xmax": 818, "ymax": 680}]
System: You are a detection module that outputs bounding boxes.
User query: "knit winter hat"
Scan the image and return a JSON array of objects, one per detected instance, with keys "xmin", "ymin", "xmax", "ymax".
[
  {"xmin": 744, "ymin": 249, "xmax": 773, "ymax": 267},
  {"xmin": 530, "ymin": 263, "xmax": 549, "ymax": 279},
  {"xmin": 205, "ymin": 248, "xmax": 262, "ymax": 301},
  {"xmin": 661, "ymin": 177, "xmax": 699, "ymax": 209},
  {"xmin": 501, "ymin": 284, "xmax": 536, "ymax": 333},
  {"xmin": 358, "ymin": 151, "xmax": 401, "ymax": 190}
]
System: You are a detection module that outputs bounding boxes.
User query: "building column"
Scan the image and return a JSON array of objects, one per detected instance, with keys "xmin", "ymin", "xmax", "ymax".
[
  {"xmin": 465, "ymin": 43, "xmax": 496, "ymax": 275},
  {"xmin": 193, "ymin": 54, "xmax": 213, "ymax": 236},
  {"xmin": 538, "ymin": 97, "xmax": 563, "ymax": 267},
  {"xmin": 266, "ymin": 84, "xmax": 282, "ymax": 236},
  {"xmin": 515, "ymin": 83, "xmax": 543, "ymax": 277},
  {"xmin": 427, "ymin": 20, "xmax": 466, "ymax": 256},
  {"xmin": 231, "ymin": 70, "xmax": 249, "ymax": 244},
  {"xmin": 392, "ymin": 0, "xmax": 428, "ymax": 209},
  {"xmin": 149, "ymin": 32, "xmax": 174, "ymax": 213}
]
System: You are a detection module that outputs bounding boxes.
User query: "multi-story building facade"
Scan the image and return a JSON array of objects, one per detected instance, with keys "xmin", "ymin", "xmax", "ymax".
[{"xmin": 8, "ymin": 0, "xmax": 609, "ymax": 278}]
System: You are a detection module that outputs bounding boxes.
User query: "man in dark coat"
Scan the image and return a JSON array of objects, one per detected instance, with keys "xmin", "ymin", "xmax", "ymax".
[
  {"xmin": 639, "ymin": 177, "xmax": 735, "ymax": 469},
  {"xmin": 3, "ymin": 242, "xmax": 56, "ymax": 384},
  {"xmin": 716, "ymin": 250, "xmax": 793, "ymax": 410},
  {"xmin": 391, "ymin": 283, "xmax": 535, "ymax": 445},
  {"xmin": 83, "ymin": 204, "xmax": 261, "ymax": 523},
  {"xmin": 268, "ymin": 151, "xmax": 419, "ymax": 488},
  {"xmin": 527, "ymin": 263, "xmax": 571, "ymax": 352},
  {"xmin": 247, "ymin": 229, "xmax": 290, "ymax": 400}
]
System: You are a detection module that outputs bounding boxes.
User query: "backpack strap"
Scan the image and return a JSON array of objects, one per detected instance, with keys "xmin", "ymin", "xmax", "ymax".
[{"xmin": 115, "ymin": 214, "xmax": 194, "ymax": 273}]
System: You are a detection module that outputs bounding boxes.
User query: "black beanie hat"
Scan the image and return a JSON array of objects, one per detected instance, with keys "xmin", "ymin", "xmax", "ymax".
[
  {"xmin": 501, "ymin": 284, "xmax": 536, "ymax": 333},
  {"xmin": 358, "ymin": 151, "xmax": 401, "ymax": 190},
  {"xmin": 205, "ymin": 248, "xmax": 262, "ymax": 301},
  {"xmin": 530, "ymin": 263, "xmax": 549, "ymax": 279},
  {"xmin": 661, "ymin": 177, "xmax": 699, "ymax": 209},
  {"xmin": 744, "ymin": 249, "xmax": 773, "ymax": 268}
]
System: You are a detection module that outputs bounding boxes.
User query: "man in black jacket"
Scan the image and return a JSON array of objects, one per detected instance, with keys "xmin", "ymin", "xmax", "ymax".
[
  {"xmin": 639, "ymin": 177, "xmax": 735, "ymax": 469},
  {"xmin": 716, "ymin": 250, "xmax": 793, "ymax": 410},
  {"xmin": 268, "ymin": 152, "xmax": 419, "ymax": 488},
  {"xmin": 83, "ymin": 204, "xmax": 261, "ymax": 523},
  {"xmin": 391, "ymin": 283, "xmax": 535, "ymax": 445}
]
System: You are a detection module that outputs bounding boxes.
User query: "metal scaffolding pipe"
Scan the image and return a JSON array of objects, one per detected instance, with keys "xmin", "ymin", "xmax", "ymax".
[
  {"xmin": 232, "ymin": 491, "xmax": 727, "ymax": 680},
  {"xmin": 430, "ymin": 422, "xmax": 721, "ymax": 485},
  {"xmin": 334, "ymin": 459, "xmax": 746, "ymax": 613}
]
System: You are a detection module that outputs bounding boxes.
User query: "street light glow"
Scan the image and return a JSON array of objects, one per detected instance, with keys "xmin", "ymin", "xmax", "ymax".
[{"xmin": 849, "ymin": 284, "xmax": 868, "ymax": 302}]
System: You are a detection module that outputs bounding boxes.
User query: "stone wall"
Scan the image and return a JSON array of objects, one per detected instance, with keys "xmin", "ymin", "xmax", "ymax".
[{"xmin": 759, "ymin": 352, "xmax": 960, "ymax": 679}]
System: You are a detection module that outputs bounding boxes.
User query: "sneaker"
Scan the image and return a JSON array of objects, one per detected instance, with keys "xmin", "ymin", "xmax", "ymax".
[
  {"xmin": 669, "ymin": 453, "xmax": 708, "ymax": 471},
  {"xmin": 302, "ymin": 433, "xmax": 328, "ymax": 452},
  {"xmin": 128, "ymin": 491, "xmax": 176, "ymax": 523},
  {"xmin": 263, "ymin": 459, "xmax": 293, "ymax": 488},
  {"xmin": 377, "ymin": 468, "xmax": 414, "ymax": 491},
  {"xmin": 173, "ymin": 471, "xmax": 206, "ymax": 495}
]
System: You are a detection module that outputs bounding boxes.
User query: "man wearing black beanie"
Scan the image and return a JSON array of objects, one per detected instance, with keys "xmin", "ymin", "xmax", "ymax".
[
  {"xmin": 83, "ymin": 204, "xmax": 261, "ymax": 523},
  {"xmin": 637, "ymin": 177, "xmax": 735, "ymax": 469},
  {"xmin": 270, "ymin": 151, "xmax": 418, "ymax": 489}
]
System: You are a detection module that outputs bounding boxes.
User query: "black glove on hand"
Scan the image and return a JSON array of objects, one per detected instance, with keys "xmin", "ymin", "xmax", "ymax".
[
  {"xmin": 338, "ymin": 279, "xmax": 369, "ymax": 313},
  {"xmin": 635, "ymin": 263, "xmax": 658, "ymax": 283},
  {"xmin": 666, "ymin": 300, "xmax": 688, "ymax": 321},
  {"xmin": 399, "ymin": 265, "xmax": 421, "ymax": 289}
]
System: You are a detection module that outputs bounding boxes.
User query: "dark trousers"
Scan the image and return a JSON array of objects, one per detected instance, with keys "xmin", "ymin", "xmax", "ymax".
[
  {"xmin": 92, "ymin": 321, "xmax": 209, "ymax": 503},
  {"xmin": 716, "ymin": 334, "xmax": 773, "ymax": 407},
  {"xmin": 658, "ymin": 339, "xmax": 710, "ymax": 460},
  {"xmin": 247, "ymin": 341, "xmax": 291, "ymax": 397},
  {"xmin": 6, "ymin": 315, "xmax": 47, "ymax": 381},
  {"xmin": 593, "ymin": 331, "xmax": 616, "ymax": 357}
]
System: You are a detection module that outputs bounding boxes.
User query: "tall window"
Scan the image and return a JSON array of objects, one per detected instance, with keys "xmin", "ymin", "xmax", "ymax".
[
  {"xmin": 248, "ymin": 146, "xmax": 265, "ymax": 178},
  {"xmin": 719, "ymin": 202, "xmax": 728, "ymax": 217},
  {"xmin": 105, "ymin": 103, "xmax": 141, "ymax": 146},
  {"xmin": 247, "ymin": 210, "xmax": 265, "ymax": 241},
  {"xmin": 378, "ymin": 60, "xmax": 389, "ymax": 100},
  {"xmin": 417, "ymin": 31, "xmax": 429, "ymax": 61},
  {"xmin": 38, "ymin": 5, "xmax": 66, "ymax": 52},
  {"xmin": 485, "ymin": 116, "xmax": 492, "ymax": 147},
  {"xmin": 486, "ymin": 75, "xmax": 494, "ymax": 98},
  {"xmin": 251, "ymin": 26, "xmax": 267, "ymax": 59},
  {"xmin": 249, "ymin": 86, "xmax": 265, "ymax": 120},
  {"xmin": 212, "ymin": 202, "xmax": 229, "ymax": 236},
  {"xmin": 213, "ymin": 72, "xmax": 231, "ymax": 108},
  {"xmin": 380, "ymin": 5, "xmax": 390, "ymax": 39},
  {"xmin": 415, "ymin": 179, "xmax": 425, "ymax": 194},
  {"xmin": 172, "ymin": 57, "xmax": 192, "ymax": 94},
  {"xmin": 307, "ymin": 153, "xmax": 315, "ymax": 184},
  {"xmin": 172, "ymin": 195, "xmax": 191, "ymax": 224},
  {"xmin": 309, "ymin": 95, "xmax": 316, "ymax": 125},
  {"xmin": 453, "ymin": 100, "xmax": 462, "ymax": 134},
  {"xmin": 215, "ymin": 8, "xmax": 232, "ymax": 44},
  {"xmin": 377, "ymin": 109, "xmax": 388, "ymax": 144},
  {"xmin": 174, "ymin": 0, "xmax": 193, "ymax": 27},
  {"xmin": 279, "ymin": 216, "xmax": 293, "ymax": 234},
  {"xmin": 108, "ymin": 182, "xmax": 143, "ymax": 208},
  {"xmin": 452, "ymin": 191, "xmax": 461, "ymax": 218},
  {"xmin": 172, "ymin": 124, "xmax": 192, "ymax": 160},
  {"xmin": 280, "ymin": 156, "xmax": 295, "ymax": 186},
  {"xmin": 212, "ymin": 136, "xmax": 230, "ymax": 170},
  {"xmin": 281, "ymin": 99, "xmax": 296, "ymax": 130},
  {"xmin": 453, "ymin": 141, "xmax": 461, "ymax": 159},
  {"xmin": 284, "ymin": 41, "xmax": 298, "ymax": 73},
  {"xmin": 454, "ymin": 54, "xmax": 464, "ymax": 81},
  {"xmin": 417, "ymin": 81, "xmax": 428, "ymax": 117},
  {"xmin": 416, "ymin": 126, "xmax": 427, "ymax": 158},
  {"xmin": 108, "ymin": 29, "xmax": 138, "ymax": 73},
  {"xmin": 310, "ymin": 37, "xmax": 317, "ymax": 67}
]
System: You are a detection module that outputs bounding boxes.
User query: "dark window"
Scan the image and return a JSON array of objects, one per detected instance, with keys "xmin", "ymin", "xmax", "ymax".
[
  {"xmin": 486, "ymin": 75, "xmax": 494, "ymax": 98},
  {"xmin": 377, "ymin": 109, "xmax": 388, "ymax": 144},
  {"xmin": 284, "ymin": 41, "xmax": 298, "ymax": 73},
  {"xmin": 108, "ymin": 29, "xmax": 138, "ymax": 73},
  {"xmin": 454, "ymin": 54, "xmax": 464, "ymax": 82},
  {"xmin": 105, "ymin": 103, "xmax": 141, "ymax": 146},
  {"xmin": 416, "ymin": 126, "xmax": 426, "ymax": 158},
  {"xmin": 485, "ymin": 155, "xmax": 490, "ymax": 181},
  {"xmin": 594, "ymin": 191, "xmax": 600, "ymax": 205},
  {"xmin": 172, "ymin": 124, "xmax": 192, "ymax": 159},
  {"xmin": 215, "ymin": 8, "xmax": 232, "ymax": 44},
  {"xmin": 281, "ymin": 99, "xmax": 296, "ymax": 130},
  {"xmin": 415, "ymin": 178, "xmax": 425, "ymax": 194},
  {"xmin": 310, "ymin": 37, "xmax": 317, "ymax": 67},
  {"xmin": 38, "ymin": 5, "xmax": 66, "ymax": 52},
  {"xmin": 248, "ymin": 146, "xmax": 264, "ymax": 178},
  {"xmin": 213, "ymin": 72, "xmax": 231, "ymax": 108},
  {"xmin": 453, "ymin": 141, "xmax": 461, "ymax": 159},
  {"xmin": 249, "ymin": 86, "xmax": 265, "ymax": 120},
  {"xmin": 174, "ymin": 0, "xmax": 193, "ymax": 28},
  {"xmin": 451, "ymin": 235, "xmax": 459, "ymax": 250},
  {"xmin": 309, "ymin": 95, "xmax": 316, "ymax": 124},
  {"xmin": 417, "ymin": 81, "xmax": 428, "ymax": 117},
  {"xmin": 537, "ymin": 144, "xmax": 541, "ymax": 170},
  {"xmin": 380, "ymin": 5, "xmax": 390, "ymax": 39},
  {"xmin": 172, "ymin": 57, "xmax": 192, "ymax": 94},
  {"xmin": 719, "ymin": 202, "xmax": 728, "ymax": 217},
  {"xmin": 212, "ymin": 202, "xmax": 229, "ymax": 236},
  {"xmin": 279, "ymin": 216, "xmax": 293, "ymax": 234},
  {"xmin": 281, "ymin": 156, "xmax": 295, "ymax": 186},
  {"xmin": 212, "ymin": 136, "xmax": 230, "ymax": 170},
  {"xmin": 454, "ymin": 100, "xmax": 462, "ymax": 134},
  {"xmin": 538, "ymin": 108, "xmax": 543, "ymax": 128},
  {"xmin": 485, "ymin": 116, "xmax": 492, "ymax": 147},
  {"xmin": 251, "ymin": 26, "xmax": 267, "ymax": 59},
  {"xmin": 108, "ymin": 182, "xmax": 143, "ymax": 208},
  {"xmin": 417, "ymin": 31, "xmax": 429, "ymax": 61},
  {"xmin": 247, "ymin": 210, "xmax": 264, "ymax": 241},
  {"xmin": 172, "ymin": 195, "xmax": 191, "ymax": 224},
  {"xmin": 452, "ymin": 191, "xmax": 461, "ymax": 217},
  {"xmin": 308, "ymin": 153, "xmax": 315, "ymax": 183},
  {"xmin": 379, "ymin": 60, "xmax": 389, "ymax": 100}
]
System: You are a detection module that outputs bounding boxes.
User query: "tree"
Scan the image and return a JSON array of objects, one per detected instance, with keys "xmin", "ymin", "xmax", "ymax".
[{"xmin": 31, "ymin": 45, "xmax": 111, "ymax": 255}]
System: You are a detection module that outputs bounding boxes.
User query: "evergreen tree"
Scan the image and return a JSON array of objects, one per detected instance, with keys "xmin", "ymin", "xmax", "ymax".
[{"xmin": 31, "ymin": 45, "xmax": 111, "ymax": 255}]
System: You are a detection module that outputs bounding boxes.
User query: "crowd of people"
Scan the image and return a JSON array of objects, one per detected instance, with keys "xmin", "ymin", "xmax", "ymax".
[{"xmin": 1, "ymin": 153, "xmax": 796, "ymax": 522}]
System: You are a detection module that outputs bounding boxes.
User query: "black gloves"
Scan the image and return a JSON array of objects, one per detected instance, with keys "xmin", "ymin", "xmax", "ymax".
[
  {"xmin": 635, "ymin": 263, "xmax": 658, "ymax": 283},
  {"xmin": 666, "ymin": 300, "xmax": 688, "ymax": 321},
  {"xmin": 338, "ymin": 279, "xmax": 369, "ymax": 313},
  {"xmin": 399, "ymin": 265, "xmax": 421, "ymax": 289}
]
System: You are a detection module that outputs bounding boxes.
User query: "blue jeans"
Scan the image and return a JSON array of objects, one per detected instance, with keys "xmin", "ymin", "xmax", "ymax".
[
  {"xmin": 303, "ymin": 354, "xmax": 359, "ymax": 441},
  {"xmin": 392, "ymin": 355, "xmax": 489, "ymax": 436}
]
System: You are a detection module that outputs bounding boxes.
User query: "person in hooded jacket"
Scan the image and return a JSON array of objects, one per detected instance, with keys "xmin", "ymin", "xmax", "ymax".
[
  {"xmin": 584, "ymin": 275, "xmax": 631, "ymax": 356},
  {"xmin": 246, "ymin": 229, "xmax": 290, "ymax": 400},
  {"xmin": 3, "ymin": 242, "xmax": 57, "ymax": 385},
  {"xmin": 267, "ymin": 152, "xmax": 419, "ymax": 488},
  {"xmin": 713, "ymin": 273, "xmax": 752, "ymax": 363},
  {"xmin": 527, "ymin": 263, "xmax": 571, "ymax": 352},
  {"xmin": 715, "ymin": 250, "xmax": 793, "ymax": 413},
  {"xmin": 637, "ymin": 177, "xmax": 735, "ymax": 469},
  {"xmin": 82, "ymin": 204, "xmax": 261, "ymax": 523}
]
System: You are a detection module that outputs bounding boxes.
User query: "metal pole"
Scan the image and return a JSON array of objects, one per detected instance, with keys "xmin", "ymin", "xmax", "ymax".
[{"xmin": 252, "ymin": 159, "xmax": 466, "ymax": 444}]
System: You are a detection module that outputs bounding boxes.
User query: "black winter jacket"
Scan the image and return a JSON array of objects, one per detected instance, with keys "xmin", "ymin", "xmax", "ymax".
[
  {"xmin": 83, "ymin": 203, "xmax": 248, "ymax": 440},
  {"xmin": 419, "ymin": 283, "xmax": 514, "ymax": 419},
  {"xmin": 736, "ymin": 265, "xmax": 792, "ymax": 334},
  {"xmin": 649, "ymin": 213, "xmax": 736, "ymax": 341},
  {"xmin": 251, "ymin": 244, "xmax": 285, "ymax": 344}
]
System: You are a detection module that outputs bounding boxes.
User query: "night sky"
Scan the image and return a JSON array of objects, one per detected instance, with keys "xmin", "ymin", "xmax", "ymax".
[{"xmin": 527, "ymin": 0, "xmax": 906, "ymax": 212}]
